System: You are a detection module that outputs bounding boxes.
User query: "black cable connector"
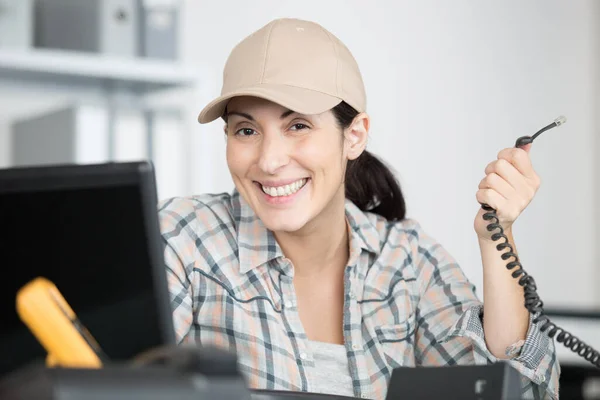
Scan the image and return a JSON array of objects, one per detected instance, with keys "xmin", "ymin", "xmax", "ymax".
[{"xmin": 513, "ymin": 116, "xmax": 567, "ymax": 148}]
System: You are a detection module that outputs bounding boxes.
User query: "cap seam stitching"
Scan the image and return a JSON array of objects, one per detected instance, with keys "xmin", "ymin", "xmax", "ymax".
[
  {"xmin": 260, "ymin": 20, "xmax": 278, "ymax": 84},
  {"xmin": 322, "ymin": 29, "xmax": 341, "ymax": 98}
]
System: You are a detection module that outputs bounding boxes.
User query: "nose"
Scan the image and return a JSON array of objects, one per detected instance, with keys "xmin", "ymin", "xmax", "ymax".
[{"xmin": 258, "ymin": 131, "xmax": 290, "ymax": 175}]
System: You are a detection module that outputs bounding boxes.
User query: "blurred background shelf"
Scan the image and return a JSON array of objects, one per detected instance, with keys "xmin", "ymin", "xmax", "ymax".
[
  {"xmin": 0, "ymin": 0, "xmax": 198, "ymax": 200},
  {"xmin": 0, "ymin": 48, "xmax": 197, "ymax": 95}
]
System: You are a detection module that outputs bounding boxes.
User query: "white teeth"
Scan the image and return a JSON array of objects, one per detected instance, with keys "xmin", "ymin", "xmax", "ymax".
[{"xmin": 261, "ymin": 179, "xmax": 307, "ymax": 197}]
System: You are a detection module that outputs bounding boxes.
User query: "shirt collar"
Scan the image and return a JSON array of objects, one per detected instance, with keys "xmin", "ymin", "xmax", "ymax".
[
  {"xmin": 343, "ymin": 198, "xmax": 382, "ymax": 261},
  {"xmin": 232, "ymin": 190, "xmax": 382, "ymax": 274},
  {"xmin": 231, "ymin": 190, "xmax": 284, "ymax": 274}
]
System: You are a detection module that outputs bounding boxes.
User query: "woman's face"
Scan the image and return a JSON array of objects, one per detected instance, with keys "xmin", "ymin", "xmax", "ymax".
[{"xmin": 224, "ymin": 96, "xmax": 367, "ymax": 234}]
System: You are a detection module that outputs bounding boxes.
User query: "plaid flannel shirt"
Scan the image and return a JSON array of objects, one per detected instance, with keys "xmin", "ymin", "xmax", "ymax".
[{"xmin": 158, "ymin": 190, "xmax": 560, "ymax": 400}]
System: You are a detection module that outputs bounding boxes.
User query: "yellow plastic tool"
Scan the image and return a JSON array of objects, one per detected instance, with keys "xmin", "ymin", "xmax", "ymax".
[{"xmin": 16, "ymin": 277, "xmax": 105, "ymax": 368}]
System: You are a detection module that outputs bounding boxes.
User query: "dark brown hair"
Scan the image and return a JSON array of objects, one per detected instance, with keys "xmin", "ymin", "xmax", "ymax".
[{"xmin": 331, "ymin": 101, "xmax": 406, "ymax": 221}]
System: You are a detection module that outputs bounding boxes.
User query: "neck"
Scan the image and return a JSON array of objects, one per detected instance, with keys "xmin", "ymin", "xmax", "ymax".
[{"xmin": 274, "ymin": 189, "xmax": 349, "ymax": 279}]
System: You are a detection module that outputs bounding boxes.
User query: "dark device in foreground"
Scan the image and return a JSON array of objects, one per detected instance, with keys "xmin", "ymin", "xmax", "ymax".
[
  {"xmin": 0, "ymin": 161, "xmax": 175, "ymax": 377},
  {"xmin": 0, "ymin": 345, "xmax": 522, "ymax": 400},
  {"xmin": 387, "ymin": 363, "xmax": 522, "ymax": 400}
]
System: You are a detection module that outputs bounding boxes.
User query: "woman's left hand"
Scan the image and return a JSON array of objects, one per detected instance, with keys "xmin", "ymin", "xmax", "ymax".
[{"xmin": 474, "ymin": 144, "xmax": 541, "ymax": 241}]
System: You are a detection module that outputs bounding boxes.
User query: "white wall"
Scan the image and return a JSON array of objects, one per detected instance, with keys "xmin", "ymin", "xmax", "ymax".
[{"xmin": 180, "ymin": 0, "xmax": 600, "ymax": 309}]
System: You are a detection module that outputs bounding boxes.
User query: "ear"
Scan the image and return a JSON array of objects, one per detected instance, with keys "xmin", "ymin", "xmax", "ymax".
[{"xmin": 344, "ymin": 112, "xmax": 370, "ymax": 160}]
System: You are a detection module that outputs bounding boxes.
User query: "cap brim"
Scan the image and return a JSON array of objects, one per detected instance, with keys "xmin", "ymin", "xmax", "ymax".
[{"xmin": 197, "ymin": 84, "xmax": 343, "ymax": 124}]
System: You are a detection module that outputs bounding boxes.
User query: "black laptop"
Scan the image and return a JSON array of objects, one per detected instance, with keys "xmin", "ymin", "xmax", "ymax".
[{"xmin": 0, "ymin": 161, "xmax": 175, "ymax": 377}]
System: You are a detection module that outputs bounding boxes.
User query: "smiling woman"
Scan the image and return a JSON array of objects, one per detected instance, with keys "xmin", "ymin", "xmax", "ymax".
[
  {"xmin": 157, "ymin": 17, "xmax": 560, "ymax": 400},
  {"xmin": 222, "ymin": 96, "xmax": 405, "ymax": 234}
]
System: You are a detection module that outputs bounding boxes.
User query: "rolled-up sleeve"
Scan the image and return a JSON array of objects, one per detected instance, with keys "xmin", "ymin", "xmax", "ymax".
[
  {"xmin": 411, "ymin": 225, "xmax": 560, "ymax": 400},
  {"xmin": 448, "ymin": 304, "xmax": 559, "ymax": 399}
]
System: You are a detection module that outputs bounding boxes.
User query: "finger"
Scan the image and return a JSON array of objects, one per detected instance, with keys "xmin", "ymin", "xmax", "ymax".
[
  {"xmin": 484, "ymin": 158, "xmax": 531, "ymax": 195},
  {"xmin": 478, "ymin": 172, "xmax": 515, "ymax": 201},
  {"xmin": 476, "ymin": 188, "xmax": 507, "ymax": 211},
  {"xmin": 496, "ymin": 147, "xmax": 536, "ymax": 180}
]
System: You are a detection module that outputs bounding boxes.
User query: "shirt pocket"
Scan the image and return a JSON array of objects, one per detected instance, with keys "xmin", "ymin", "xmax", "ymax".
[{"xmin": 374, "ymin": 317, "xmax": 416, "ymax": 369}]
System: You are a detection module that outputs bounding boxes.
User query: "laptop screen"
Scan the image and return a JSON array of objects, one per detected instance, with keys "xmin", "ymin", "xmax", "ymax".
[{"xmin": 0, "ymin": 162, "xmax": 174, "ymax": 377}]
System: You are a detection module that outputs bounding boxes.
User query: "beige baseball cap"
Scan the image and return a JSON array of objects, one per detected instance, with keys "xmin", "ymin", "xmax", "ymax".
[{"xmin": 197, "ymin": 18, "xmax": 367, "ymax": 124}]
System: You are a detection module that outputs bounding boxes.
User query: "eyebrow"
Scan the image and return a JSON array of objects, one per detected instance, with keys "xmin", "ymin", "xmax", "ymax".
[
  {"xmin": 224, "ymin": 111, "xmax": 254, "ymax": 121},
  {"xmin": 280, "ymin": 109, "xmax": 295, "ymax": 119},
  {"xmin": 225, "ymin": 109, "xmax": 297, "ymax": 122}
]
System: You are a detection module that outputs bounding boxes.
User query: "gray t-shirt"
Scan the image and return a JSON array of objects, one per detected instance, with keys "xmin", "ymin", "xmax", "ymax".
[{"xmin": 308, "ymin": 341, "xmax": 355, "ymax": 397}]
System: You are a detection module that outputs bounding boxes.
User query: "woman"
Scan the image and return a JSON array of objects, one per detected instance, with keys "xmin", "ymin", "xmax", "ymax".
[{"xmin": 158, "ymin": 18, "xmax": 559, "ymax": 399}]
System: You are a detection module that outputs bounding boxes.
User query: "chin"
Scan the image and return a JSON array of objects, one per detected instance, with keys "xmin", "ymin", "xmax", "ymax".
[{"xmin": 257, "ymin": 210, "xmax": 310, "ymax": 233}]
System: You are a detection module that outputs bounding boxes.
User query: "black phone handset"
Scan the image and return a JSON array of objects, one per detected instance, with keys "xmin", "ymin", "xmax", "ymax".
[{"xmin": 480, "ymin": 116, "xmax": 600, "ymax": 368}]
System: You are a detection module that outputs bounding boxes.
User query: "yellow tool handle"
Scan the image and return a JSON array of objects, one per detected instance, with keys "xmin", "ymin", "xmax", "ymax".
[{"xmin": 16, "ymin": 277, "xmax": 103, "ymax": 368}]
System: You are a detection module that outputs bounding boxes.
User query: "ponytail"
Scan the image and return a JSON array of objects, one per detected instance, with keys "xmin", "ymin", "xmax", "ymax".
[{"xmin": 331, "ymin": 101, "xmax": 407, "ymax": 221}]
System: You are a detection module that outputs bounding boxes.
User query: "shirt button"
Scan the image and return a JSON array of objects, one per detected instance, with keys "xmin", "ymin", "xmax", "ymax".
[
  {"xmin": 352, "ymin": 344, "xmax": 361, "ymax": 351},
  {"xmin": 285, "ymin": 300, "xmax": 293, "ymax": 308},
  {"xmin": 539, "ymin": 375, "xmax": 546, "ymax": 383},
  {"xmin": 300, "ymin": 352, "xmax": 308, "ymax": 360}
]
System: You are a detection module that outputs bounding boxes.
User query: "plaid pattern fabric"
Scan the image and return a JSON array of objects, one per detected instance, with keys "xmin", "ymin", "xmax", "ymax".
[{"xmin": 158, "ymin": 190, "xmax": 559, "ymax": 400}]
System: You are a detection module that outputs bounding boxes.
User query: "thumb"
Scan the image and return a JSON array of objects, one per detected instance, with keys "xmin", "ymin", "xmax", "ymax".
[{"xmin": 519, "ymin": 143, "xmax": 532, "ymax": 153}]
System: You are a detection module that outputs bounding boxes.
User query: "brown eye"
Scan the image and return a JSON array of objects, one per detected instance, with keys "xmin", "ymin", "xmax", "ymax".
[
  {"xmin": 235, "ymin": 128, "xmax": 257, "ymax": 136},
  {"xmin": 290, "ymin": 123, "xmax": 309, "ymax": 131}
]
